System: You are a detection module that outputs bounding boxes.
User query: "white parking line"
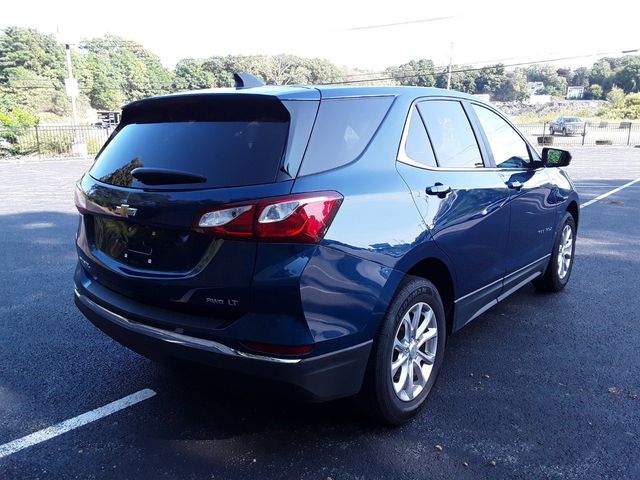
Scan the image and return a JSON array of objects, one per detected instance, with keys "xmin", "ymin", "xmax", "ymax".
[
  {"xmin": 580, "ymin": 177, "xmax": 640, "ymax": 208},
  {"xmin": 0, "ymin": 389, "xmax": 156, "ymax": 459}
]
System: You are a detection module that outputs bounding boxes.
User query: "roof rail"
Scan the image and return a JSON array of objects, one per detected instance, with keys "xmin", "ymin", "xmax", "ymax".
[{"xmin": 234, "ymin": 72, "xmax": 265, "ymax": 89}]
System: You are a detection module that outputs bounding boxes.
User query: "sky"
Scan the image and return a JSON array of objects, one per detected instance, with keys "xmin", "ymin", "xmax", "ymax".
[{"xmin": 3, "ymin": 0, "xmax": 639, "ymax": 72}]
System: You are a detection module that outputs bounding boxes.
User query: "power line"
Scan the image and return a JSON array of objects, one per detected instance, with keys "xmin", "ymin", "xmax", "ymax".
[
  {"xmin": 344, "ymin": 15, "xmax": 459, "ymax": 31},
  {"xmin": 324, "ymin": 49, "xmax": 640, "ymax": 85},
  {"xmin": 1, "ymin": 47, "xmax": 637, "ymax": 92}
]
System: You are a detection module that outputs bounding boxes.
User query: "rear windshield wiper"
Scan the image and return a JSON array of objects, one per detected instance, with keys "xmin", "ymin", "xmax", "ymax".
[{"xmin": 131, "ymin": 167, "xmax": 207, "ymax": 185}]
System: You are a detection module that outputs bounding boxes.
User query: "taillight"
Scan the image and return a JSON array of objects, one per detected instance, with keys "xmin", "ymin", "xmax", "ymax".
[{"xmin": 196, "ymin": 191, "xmax": 343, "ymax": 243}]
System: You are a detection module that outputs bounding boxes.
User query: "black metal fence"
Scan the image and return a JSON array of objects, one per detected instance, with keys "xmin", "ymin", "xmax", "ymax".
[
  {"xmin": 516, "ymin": 121, "xmax": 640, "ymax": 147},
  {"xmin": 0, "ymin": 125, "xmax": 113, "ymax": 158},
  {"xmin": 1, "ymin": 121, "xmax": 639, "ymax": 159}
]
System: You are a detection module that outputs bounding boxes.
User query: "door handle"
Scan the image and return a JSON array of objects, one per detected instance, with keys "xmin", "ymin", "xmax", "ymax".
[
  {"xmin": 507, "ymin": 180, "xmax": 523, "ymax": 191},
  {"xmin": 425, "ymin": 183, "xmax": 452, "ymax": 198}
]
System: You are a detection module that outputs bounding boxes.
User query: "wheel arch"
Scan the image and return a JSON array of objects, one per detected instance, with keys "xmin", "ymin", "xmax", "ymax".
[
  {"xmin": 566, "ymin": 200, "xmax": 579, "ymax": 231},
  {"xmin": 406, "ymin": 257, "xmax": 456, "ymax": 335}
]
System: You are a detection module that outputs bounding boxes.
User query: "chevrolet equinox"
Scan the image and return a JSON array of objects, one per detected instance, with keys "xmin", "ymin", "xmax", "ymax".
[{"xmin": 74, "ymin": 74, "xmax": 579, "ymax": 424}]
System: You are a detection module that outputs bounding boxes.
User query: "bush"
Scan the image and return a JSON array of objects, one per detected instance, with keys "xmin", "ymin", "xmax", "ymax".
[
  {"xmin": 0, "ymin": 107, "xmax": 40, "ymax": 155},
  {"xmin": 596, "ymin": 139, "xmax": 613, "ymax": 145},
  {"xmin": 606, "ymin": 87, "xmax": 626, "ymax": 107},
  {"xmin": 589, "ymin": 84, "xmax": 603, "ymax": 100}
]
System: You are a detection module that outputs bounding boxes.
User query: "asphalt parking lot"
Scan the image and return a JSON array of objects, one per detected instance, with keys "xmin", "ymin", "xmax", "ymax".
[{"xmin": 1, "ymin": 147, "xmax": 639, "ymax": 479}]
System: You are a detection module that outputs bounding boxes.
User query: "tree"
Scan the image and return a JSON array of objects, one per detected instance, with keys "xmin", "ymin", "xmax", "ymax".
[
  {"xmin": 200, "ymin": 54, "xmax": 342, "ymax": 87},
  {"xmin": 173, "ymin": 58, "xmax": 214, "ymax": 90},
  {"xmin": 385, "ymin": 59, "xmax": 436, "ymax": 87},
  {"xmin": 614, "ymin": 57, "xmax": 640, "ymax": 93},
  {"xmin": 0, "ymin": 27, "xmax": 66, "ymax": 82},
  {"xmin": 571, "ymin": 67, "xmax": 590, "ymax": 87},
  {"xmin": 606, "ymin": 86, "xmax": 625, "ymax": 107},
  {"xmin": 526, "ymin": 64, "xmax": 567, "ymax": 97},
  {"xmin": 589, "ymin": 84, "xmax": 604, "ymax": 99},
  {"xmin": 589, "ymin": 59, "xmax": 613, "ymax": 91},
  {"xmin": 493, "ymin": 71, "xmax": 530, "ymax": 102},
  {"xmin": 79, "ymin": 35, "xmax": 173, "ymax": 104},
  {"xmin": 474, "ymin": 64, "xmax": 506, "ymax": 94},
  {"xmin": 556, "ymin": 67, "xmax": 573, "ymax": 84}
]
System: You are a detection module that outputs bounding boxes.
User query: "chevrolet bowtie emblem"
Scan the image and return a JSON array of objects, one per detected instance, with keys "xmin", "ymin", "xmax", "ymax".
[{"xmin": 114, "ymin": 204, "xmax": 138, "ymax": 217}]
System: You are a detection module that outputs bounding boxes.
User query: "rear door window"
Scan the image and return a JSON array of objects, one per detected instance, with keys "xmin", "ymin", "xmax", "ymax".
[
  {"xmin": 298, "ymin": 96, "xmax": 394, "ymax": 176},
  {"xmin": 417, "ymin": 100, "xmax": 484, "ymax": 169},
  {"xmin": 403, "ymin": 106, "xmax": 437, "ymax": 167}
]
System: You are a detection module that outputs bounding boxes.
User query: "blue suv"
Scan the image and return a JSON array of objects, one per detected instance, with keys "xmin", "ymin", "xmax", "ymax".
[{"xmin": 74, "ymin": 75, "xmax": 579, "ymax": 424}]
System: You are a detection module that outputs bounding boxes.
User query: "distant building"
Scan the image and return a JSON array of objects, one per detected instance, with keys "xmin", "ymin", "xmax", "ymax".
[
  {"xmin": 527, "ymin": 81, "xmax": 544, "ymax": 95},
  {"xmin": 566, "ymin": 86, "xmax": 585, "ymax": 100},
  {"xmin": 473, "ymin": 94, "xmax": 491, "ymax": 102},
  {"xmin": 528, "ymin": 94, "xmax": 552, "ymax": 105}
]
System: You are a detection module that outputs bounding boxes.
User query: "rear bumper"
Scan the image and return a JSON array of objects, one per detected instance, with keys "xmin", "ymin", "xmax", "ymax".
[{"xmin": 74, "ymin": 287, "xmax": 372, "ymax": 402}]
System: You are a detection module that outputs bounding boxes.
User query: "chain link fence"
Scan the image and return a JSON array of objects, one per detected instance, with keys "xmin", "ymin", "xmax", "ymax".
[{"xmin": 1, "ymin": 121, "xmax": 639, "ymax": 159}]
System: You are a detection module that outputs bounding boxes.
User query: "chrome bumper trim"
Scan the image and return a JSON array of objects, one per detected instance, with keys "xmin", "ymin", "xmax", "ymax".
[{"xmin": 74, "ymin": 288, "xmax": 302, "ymax": 364}]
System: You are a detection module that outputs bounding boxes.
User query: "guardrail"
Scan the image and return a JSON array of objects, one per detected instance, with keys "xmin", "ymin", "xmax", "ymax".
[{"xmin": 1, "ymin": 121, "xmax": 639, "ymax": 159}]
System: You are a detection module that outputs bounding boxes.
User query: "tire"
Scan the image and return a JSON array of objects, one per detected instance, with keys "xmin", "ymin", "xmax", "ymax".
[
  {"xmin": 363, "ymin": 276, "xmax": 446, "ymax": 425},
  {"xmin": 533, "ymin": 212, "xmax": 576, "ymax": 292}
]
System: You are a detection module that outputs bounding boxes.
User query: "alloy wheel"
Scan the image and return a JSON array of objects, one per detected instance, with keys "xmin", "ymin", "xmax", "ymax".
[
  {"xmin": 557, "ymin": 224, "xmax": 573, "ymax": 279},
  {"xmin": 390, "ymin": 302, "xmax": 438, "ymax": 402}
]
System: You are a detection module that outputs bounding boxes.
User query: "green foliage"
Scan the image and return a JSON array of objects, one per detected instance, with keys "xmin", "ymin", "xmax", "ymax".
[
  {"xmin": 79, "ymin": 35, "xmax": 173, "ymax": 108},
  {"xmin": 606, "ymin": 86, "xmax": 626, "ymax": 107},
  {"xmin": 385, "ymin": 59, "xmax": 436, "ymax": 87},
  {"xmin": 2, "ymin": 25, "xmax": 640, "ymax": 127},
  {"xmin": 525, "ymin": 64, "xmax": 568, "ymax": 97},
  {"xmin": 614, "ymin": 57, "xmax": 640, "ymax": 93},
  {"xmin": 494, "ymin": 71, "xmax": 530, "ymax": 102},
  {"xmin": 198, "ymin": 54, "xmax": 343, "ymax": 87},
  {"xmin": 0, "ymin": 27, "xmax": 66, "ymax": 81},
  {"xmin": 589, "ymin": 84, "xmax": 603, "ymax": 99},
  {"xmin": 599, "ymin": 91, "xmax": 640, "ymax": 119},
  {"xmin": 173, "ymin": 58, "xmax": 214, "ymax": 90},
  {"xmin": 571, "ymin": 67, "xmax": 590, "ymax": 87},
  {"xmin": 0, "ymin": 105, "xmax": 39, "ymax": 154}
]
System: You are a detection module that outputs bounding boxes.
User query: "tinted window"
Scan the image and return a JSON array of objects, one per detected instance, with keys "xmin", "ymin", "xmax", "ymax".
[
  {"xmin": 417, "ymin": 101, "xmax": 483, "ymax": 168},
  {"xmin": 472, "ymin": 104, "xmax": 531, "ymax": 169},
  {"xmin": 90, "ymin": 120, "xmax": 289, "ymax": 189},
  {"xmin": 404, "ymin": 106, "xmax": 437, "ymax": 167},
  {"xmin": 298, "ymin": 97, "xmax": 393, "ymax": 176}
]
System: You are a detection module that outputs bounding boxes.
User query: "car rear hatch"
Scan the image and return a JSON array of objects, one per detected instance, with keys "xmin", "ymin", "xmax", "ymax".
[{"xmin": 75, "ymin": 89, "xmax": 320, "ymax": 324}]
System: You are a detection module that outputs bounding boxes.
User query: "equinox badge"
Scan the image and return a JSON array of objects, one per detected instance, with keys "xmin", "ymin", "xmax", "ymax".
[{"xmin": 114, "ymin": 204, "xmax": 138, "ymax": 217}]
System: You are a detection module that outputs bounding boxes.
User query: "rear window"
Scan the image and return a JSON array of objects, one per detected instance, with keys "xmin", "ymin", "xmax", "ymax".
[
  {"xmin": 90, "ymin": 95, "xmax": 290, "ymax": 189},
  {"xmin": 298, "ymin": 96, "xmax": 394, "ymax": 176}
]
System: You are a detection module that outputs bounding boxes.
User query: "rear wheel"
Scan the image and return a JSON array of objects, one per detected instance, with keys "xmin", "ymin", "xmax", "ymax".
[
  {"xmin": 363, "ymin": 276, "xmax": 446, "ymax": 425},
  {"xmin": 533, "ymin": 212, "xmax": 576, "ymax": 292}
]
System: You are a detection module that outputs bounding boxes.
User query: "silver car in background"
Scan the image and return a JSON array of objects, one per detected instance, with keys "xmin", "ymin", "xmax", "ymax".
[{"xmin": 549, "ymin": 117, "xmax": 586, "ymax": 136}]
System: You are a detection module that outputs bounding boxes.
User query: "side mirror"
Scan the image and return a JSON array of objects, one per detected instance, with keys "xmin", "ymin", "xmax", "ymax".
[{"xmin": 542, "ymin": 147, "xmax": 572, "ymax": 167}]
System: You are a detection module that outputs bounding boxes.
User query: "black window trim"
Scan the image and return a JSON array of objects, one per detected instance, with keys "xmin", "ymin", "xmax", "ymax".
[
  {"xmin": 295, "ymin": 94, "xmax": 398, "ymax": 178},
  {"xmin": 467, "ymin": 100, "xmax": 543, "ymax": 171},
  {"xmin": 397, "ymin": 97, "xmax": 491, "ymax": 171},
  {"xmin": 397, "ymin": 96, "xmax": 542, "ymax": 172}
]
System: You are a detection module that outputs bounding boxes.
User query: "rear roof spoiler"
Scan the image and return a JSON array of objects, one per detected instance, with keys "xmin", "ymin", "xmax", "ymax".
[{"xmin": 234, "ymin": 72, "xmax": 265, "ymax": 89}]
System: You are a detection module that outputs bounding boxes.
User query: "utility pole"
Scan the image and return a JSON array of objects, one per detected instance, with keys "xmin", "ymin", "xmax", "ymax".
[
  {"xmin": 446, "ymin": 42, "xmax": 454, "ymax": 90},
  {"xmin": 64, "ymin": 44, "xmax": 79, "ymax": 127},
  {"xmin": 63, "ymin": 42, "xmax": 86, "ymax": 155}
]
